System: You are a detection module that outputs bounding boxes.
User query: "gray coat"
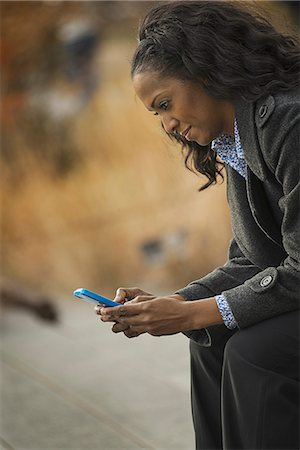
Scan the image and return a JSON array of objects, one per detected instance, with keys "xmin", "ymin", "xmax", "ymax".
[{"xmin": 176, "ymin": 88, "xmax": 300, "ymax": 346}]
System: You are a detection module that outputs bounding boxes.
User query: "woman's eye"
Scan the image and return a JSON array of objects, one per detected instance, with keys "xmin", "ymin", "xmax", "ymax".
[
  {"xmin": 152, "ymin": 100, "xmax": 170, "ymax": 116},
  {"xmin": 159, "ymin": 100, "xmax": 169, "ymax": 111}
]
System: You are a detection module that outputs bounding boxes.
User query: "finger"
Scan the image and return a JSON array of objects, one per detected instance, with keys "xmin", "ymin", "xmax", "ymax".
[
  {"xmin": 101, "ymin": 304, "xmax": 140, "ymax": 322},
  {"xmin": 124, "ymin": 328, "xmax": 139, "ymax": 338},
  {"xmin": 95, "ymin": 305, "xmax": 102, "ymax": 315},
  {"xmin": 114, "ymin": 287, "xmax": 153, "ymax": 303},
  {"xmin": 94, "ymin": 296, "xmax": 152, "ymax": 315},
  {"xmin": 112, "ymin": 322, "xmax": 129, "ymax": 333},
  {"xmin": 102, "ymin": 311, "xmax": 150, "ymax": 329},
  {"xmin": 114, "ymin": 287, "xmax": 141, "ymax": 303},
  {"xmin": 101, "ymin": 302, "xmax": 152, "ymax": 326},
  {"xmin": 129, "ymin": 295, "xmax": 155, "ymax": 304},
  {"xmin": 94, "ymin": 304, "xmax": 118, "ymax": 315},
  {"xmin": 114, "ymin": 288, "xmax": 128, "ymax": 303},
  {"xmin": 123, "ymin": 326, "xmax": 146, "ymax": 338}
]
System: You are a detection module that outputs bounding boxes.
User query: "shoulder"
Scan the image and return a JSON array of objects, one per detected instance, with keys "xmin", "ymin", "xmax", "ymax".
[
  {"xmin": 234, "ymin": 89, "xmax": 299, "ymax": 180},
  {"xmin": 255, "ymin": 88, "xmax": 300, "ymax": 172},
  {"xmin": 255, "ymin": 88, "xmax": 300, "ymax": 132}
]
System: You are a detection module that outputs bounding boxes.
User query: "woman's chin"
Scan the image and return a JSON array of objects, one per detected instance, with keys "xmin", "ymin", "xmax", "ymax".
[
  {"xmin": 194, "ymin": 136, "xmax": 211, "ymax": 146},
  {"xmin": 187, "ymin": 130, "xmax": 210, "ymax": 146}
]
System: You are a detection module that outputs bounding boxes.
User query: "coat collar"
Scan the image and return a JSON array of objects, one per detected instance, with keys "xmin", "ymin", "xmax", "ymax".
[{"xmin": 233, "ymin": 95, "xmax": 275, "ymax": 181}]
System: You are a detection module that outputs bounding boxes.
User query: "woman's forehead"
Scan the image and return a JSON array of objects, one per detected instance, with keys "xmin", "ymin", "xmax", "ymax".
[
  {"xmin": 133, "ymin": 72, "xmax": 184, "ymax": 100},
  {"xmin": 133, "ymin": 72, "xmax": 166, "ymax": 92}
]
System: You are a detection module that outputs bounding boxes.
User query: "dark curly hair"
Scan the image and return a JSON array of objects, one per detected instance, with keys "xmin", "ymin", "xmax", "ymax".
[{"xmin": 131, "ymin": 1, "xmax": 300, "ymax": 191}]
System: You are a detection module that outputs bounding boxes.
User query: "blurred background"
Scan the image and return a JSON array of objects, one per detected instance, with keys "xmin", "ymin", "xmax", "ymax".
[{"xmin": 1, "ymin": 1, "xmax": 299, "ymax": 449}]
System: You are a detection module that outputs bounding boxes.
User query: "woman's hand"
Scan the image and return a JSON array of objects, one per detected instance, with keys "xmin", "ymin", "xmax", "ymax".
[
  {"xmin": 97, "ymin": 294, "xmax": 197, "ymax": 338},
  {"xmin": 94, "ymin": 286, "xmax": 156, "ymax": 335},
  {"xmin": 97, "ymin": 294, "xmax": 223, "ymax": 338}
]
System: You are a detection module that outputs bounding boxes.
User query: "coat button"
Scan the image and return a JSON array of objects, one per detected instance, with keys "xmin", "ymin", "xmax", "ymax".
[
  {"xmin": 260, "ymin": 275, "xmax": 273, "ymax": 287},
  {"xmin": 259, "ymin": 104, "xmax": 268, "ymax": 118}
]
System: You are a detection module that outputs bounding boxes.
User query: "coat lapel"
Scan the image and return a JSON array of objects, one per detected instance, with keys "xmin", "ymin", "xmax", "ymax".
[
  {"xmin": 233, "ymin": 96, "xmax": 282, "ymax": 247},
  {"xmin": 234, "ymin": 96, "xmax": 272, "ymax": 182}
]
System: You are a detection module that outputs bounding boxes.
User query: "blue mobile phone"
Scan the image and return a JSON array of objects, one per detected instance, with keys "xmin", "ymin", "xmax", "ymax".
[{"xmin": 73, "ymin": 288, "xmax": 120, "ymax": 307}]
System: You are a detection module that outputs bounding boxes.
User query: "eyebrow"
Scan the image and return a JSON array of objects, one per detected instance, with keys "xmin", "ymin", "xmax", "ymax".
[{"xmin": 150, "ymin": 94, "xmax": 159, "ymax": 110}]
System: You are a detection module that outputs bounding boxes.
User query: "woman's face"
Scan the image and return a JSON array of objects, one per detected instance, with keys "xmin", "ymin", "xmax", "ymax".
[{"xmin": 133, "ymin": 71, "xmax": 234, "ymax": 146}]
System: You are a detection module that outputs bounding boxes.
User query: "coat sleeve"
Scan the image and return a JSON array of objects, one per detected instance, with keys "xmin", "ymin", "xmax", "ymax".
[
  {"xmin": 175, "ymin": 238, "xmax": 261, "ymax": 300},
  {"xmin": 175, "ymin": 238, "xmax": 262, "ymax": 346}
]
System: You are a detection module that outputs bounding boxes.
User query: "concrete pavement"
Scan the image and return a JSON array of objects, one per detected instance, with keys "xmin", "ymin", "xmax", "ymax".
[{"xmin": 1, "ymin": 295, "xmax": 194, "ymax": 450}]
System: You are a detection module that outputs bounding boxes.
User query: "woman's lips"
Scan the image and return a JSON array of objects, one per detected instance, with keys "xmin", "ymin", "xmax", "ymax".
[
  {"xmin": 181, "ymin": 125, "xmax": 191, "ymax": 137},
  {"xmin": 182, "ymin": 126, "xmax": 192, "ymax": 140}
]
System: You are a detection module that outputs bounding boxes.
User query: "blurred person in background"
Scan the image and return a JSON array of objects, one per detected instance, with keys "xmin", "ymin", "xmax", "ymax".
[
  {"xmin": 0, "ymin": 280, "xmax": 58, "ymax": 323},
  {"xmin": 97, "ymin": 1, "xmax": 300, "ymax": 449}
]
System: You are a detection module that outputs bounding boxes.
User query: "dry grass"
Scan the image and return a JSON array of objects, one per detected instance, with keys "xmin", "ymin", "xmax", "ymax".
[
  {"xmin": 2, "ymin": 0, "xmax": 296, "ymax": 299},
  {"xmin": 1, "ymin": 39, "xmax": 232, "ymax": 299}
]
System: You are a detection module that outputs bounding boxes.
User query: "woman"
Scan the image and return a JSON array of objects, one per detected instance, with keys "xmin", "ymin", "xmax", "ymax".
[{"xmin": 97, "ymin": 2, "xmax": 300, "ymax": 448}]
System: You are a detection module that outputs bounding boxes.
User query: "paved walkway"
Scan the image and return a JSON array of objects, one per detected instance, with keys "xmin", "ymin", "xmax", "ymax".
[{"xmin": 1, "ymin": 296, "xmax": 194, "ymax": 450}]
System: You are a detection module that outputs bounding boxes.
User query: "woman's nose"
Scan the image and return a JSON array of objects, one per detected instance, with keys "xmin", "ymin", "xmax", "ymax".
[{"xmin": 161, "ymin": 115, "xmax": 179, "ymax": 134}]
